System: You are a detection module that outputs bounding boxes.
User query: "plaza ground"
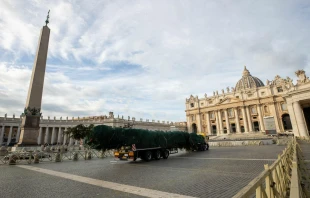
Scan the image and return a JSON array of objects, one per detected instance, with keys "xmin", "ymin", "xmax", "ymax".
[{"xmin": 0, "ymin": 145, "xmax": 286, "ymax": 198}]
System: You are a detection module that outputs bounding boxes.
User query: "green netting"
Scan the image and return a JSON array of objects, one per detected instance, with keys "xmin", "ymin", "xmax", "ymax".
[{"xmin": 86, "ymin": 125, "xmax": 206, "ymax": 151}]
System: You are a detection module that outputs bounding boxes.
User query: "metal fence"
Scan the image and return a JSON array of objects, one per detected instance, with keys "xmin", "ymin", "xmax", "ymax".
[{"xmin": 0, "ymin": 145, "xmax": 114, "ymax": 165}]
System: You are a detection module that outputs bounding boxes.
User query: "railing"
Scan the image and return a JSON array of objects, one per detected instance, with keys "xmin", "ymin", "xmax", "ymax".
[
  {"xmin": 291, "ymin": 138, "xmax": 310, "ymax": 197},
  {"xmin": 233, "ymin": 138, "xmax": 294, "ymax": 198},
  {"xmin": 0, "ymin": 146, "xmax": 114, "ymax": 165}
]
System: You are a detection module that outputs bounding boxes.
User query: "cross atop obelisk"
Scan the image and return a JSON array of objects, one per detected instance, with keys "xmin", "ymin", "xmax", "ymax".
[{"xmin": 17, "ymin": 11, "xmax": 51, "ymax": 146}]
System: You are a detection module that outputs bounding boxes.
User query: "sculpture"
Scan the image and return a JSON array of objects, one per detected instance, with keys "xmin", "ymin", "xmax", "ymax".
[
  {"xmin": 213, "ymin": 91, "xmax": 215, "ymax": 96},
  {"xmin": 266, "ymin": 79, "xmax": 270, "ymax": 85},
  {"xmin": 45, "ymin": 10, "xmax": 50, "ymax": 26},
  {"xmin": 204, "ymin": 93, "xmax": 207, "ymax": 98},
  {"xmin": 231, "ymin": 87, "xmax": 235, "ymax": 92},
  {"xmin": 216, "ymin": 91, "xmax": 218, "ymax": 95},
  {"xmin": 221, "ymin": 89, "xmax": 224, "ymax": 94},
  {"xmin": 226, "ymin": 87, "xmax": 230, "ymax": 93},
  {"xmin": 295, "ymin": 70, "xmax": 310, "ymax": 84}
]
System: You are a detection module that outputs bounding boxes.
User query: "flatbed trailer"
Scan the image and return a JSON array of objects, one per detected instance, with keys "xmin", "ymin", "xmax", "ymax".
[{"xmin": 114, "ymin": 142, "xmax": 209, "ymax": 162}]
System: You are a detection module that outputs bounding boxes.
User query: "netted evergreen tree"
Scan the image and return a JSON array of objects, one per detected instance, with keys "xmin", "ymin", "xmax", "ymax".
[{"xmin": 85, "ymin": 125, "xmax": 206, "ymax": 151}]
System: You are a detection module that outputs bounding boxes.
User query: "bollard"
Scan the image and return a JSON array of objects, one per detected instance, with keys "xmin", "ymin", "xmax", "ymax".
[
  {"xmin": 9, "ymin": 154, "xmax": 18, "ymax": 165},
  {"xmin": 87, "ymin": 151, "xmax": 92, "ymax": 160},
  {"xmin": 100, "ymin": 150, "xmax": 105, "ymax": 158},
  {"xmin": 0, "ymin": 146, "xmax": 8, "ymax": 156},
  {"xmin": 34, "ymin": 153, "xmax": 40, "ymax": 163},
  {"xmin": 73, "ymin": 152, "xmax": 78, "ymax": 161},
  {"xmin": 55, "ymin": 152, "xmax": 61, "ymax": 162}
]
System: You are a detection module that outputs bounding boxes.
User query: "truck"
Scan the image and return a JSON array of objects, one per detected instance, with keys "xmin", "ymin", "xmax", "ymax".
[
  {"xmin": 114, "ymin": 132, "xmax": 209, "ymax": 162},
  {"xmin": 85, "ymin": 125, "xmax": 209, "ymax": 162}
]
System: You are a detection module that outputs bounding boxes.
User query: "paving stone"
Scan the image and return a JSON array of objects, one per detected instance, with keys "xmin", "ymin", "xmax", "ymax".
[{"xmin": 0, "ymin": 145, "xmax": 285, "ymax": 198}]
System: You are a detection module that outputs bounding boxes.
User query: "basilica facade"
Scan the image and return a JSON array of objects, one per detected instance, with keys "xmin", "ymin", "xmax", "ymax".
[{"xmin": 185, "ymin": 66, "xmax": 310, "ymax": 137}]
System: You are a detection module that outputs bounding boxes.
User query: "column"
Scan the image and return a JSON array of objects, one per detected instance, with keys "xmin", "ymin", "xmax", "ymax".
[
  {"xmin": 186, "ymin": 116, "xmax": 191, "ymax": 133},
  {"xmin": 206, "ymin": 112, "xmax": 211, "ymax": 135},
  {"xmin": 44, "ymin": 127, "xmax": 49, "ymax": 144},
  {"xmin": 0, "ymin": 125, "xmax": 5, "ymax": 145},
  {"xmin": 38, "ymin": 127, "xmax": 42, "ymax": 145},
  {"xmin": 16, "ymin": 126, "xmax": 21, "ymax": 142},
  {"xmin": 246, "ymin": 106, "xmax": 253, "ymax": 132},
  {"xmin": 270, "ymin": 103, "xmax": 281, "ymax": 132},
  {"xmin": 224, "ymin": 109, "xmax": 231, "ymax": 134},
  {"xmin": 287, "ymin": 102, "xmax": 300, "ymax": 136},
  {"xmin": 57, "ymin": 127, "xmax": 63, "ymax": 144},
  {"xmin": 63, "ymin": 127, "xmax": 68, "ymax": 145},
  {"xmin": 257, "ymin": 105, "xmax": 265, "ymax": 132},
  {"xmin": 234, "ymin": 108, "xmax": 241, "ymax": 133},
  {"xmin": 242, "ymin": 107, "xmax": 249, "ymax": 132},
  {"xmin": 69, "ymin": 137, "xmax": 73, "ymax": 146},
  {"xmin": 293, "ymin": 102, "xmax": 308, "ymax": 137},
  {"xmin": 218, "ymin": 110, "xmax": 223, "ymax": 135},
  {"xmin": 196, "ymin": 113, "xmax": 202, "ymax": 133},
  {"xmin": 7, "ymin": 126, "xmax": 13, "ymax": 145},
  {"xmin": 51, "ymin": 127, "xmax": 56, "ymax": 145},
  {"xmin": 215, "ymin": 111, "xmax": 220, "ymax": 135}
]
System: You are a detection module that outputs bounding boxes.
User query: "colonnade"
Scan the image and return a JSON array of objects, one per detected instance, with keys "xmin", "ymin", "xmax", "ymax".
[
  {"xmin": 0, "ymin": 125, "xmax": 20, "ymax": 145},
  {"xmin": 0, "ymin": 126, "xmax": 78, "ymax": 146},
  {"xmin": 203, "ymin": 105, "xmax": 266, "ymax": 135},
  {"xmin": 38, "ymin": 127, "xmax": 78, "ymax": 146}
]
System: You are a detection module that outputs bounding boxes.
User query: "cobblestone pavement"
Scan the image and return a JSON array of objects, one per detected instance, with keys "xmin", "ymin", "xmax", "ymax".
[{"xmin": 0, "ymin": 145, "xmax": 286, "ymax": 198}]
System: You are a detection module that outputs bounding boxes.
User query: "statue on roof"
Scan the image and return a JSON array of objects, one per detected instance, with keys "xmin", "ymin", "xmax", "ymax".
[{"xmin": 296, "ymin": 69, "xmax": 310, "ymax": 84}]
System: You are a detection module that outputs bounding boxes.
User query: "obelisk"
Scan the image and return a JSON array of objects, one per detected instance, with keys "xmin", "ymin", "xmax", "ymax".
[{"xmin": 17, "ymin": 11, "xmax": 51, "ymax": 146}]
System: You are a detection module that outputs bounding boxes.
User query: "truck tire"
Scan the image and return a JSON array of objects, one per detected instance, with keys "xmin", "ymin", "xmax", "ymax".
[
  {"xmin": 143, "ymin": 151, "xmax": 152, "ymax": 162},
  {"xmin": 163, "ymin": 150, "xmax": 169, "ymax": 159},
  {"xmin": 154, "ymin": 150, "xmax": 161, "ymax": 160}
]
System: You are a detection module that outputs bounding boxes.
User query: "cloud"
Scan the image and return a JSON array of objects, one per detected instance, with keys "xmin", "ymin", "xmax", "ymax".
[{"xmin": 0, "ymin": 0, "xmax": 310, "ymax": 121}]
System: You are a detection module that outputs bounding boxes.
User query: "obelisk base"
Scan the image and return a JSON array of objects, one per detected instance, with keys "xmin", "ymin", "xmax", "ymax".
[{"xmin": 16, "ymin": 115, "xmax": 40, "ymax": 146}]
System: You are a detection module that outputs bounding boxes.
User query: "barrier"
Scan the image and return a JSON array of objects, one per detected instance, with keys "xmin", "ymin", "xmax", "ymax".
[
  {"xmin": 291, "ymin": 138, "xmax": 310, "ymax": 197},
  {"xmin": 0, "ymin": 146, "xmax": 115, "ymax": 165},
  {"xmin": 233, "ymin": 138, "xmax": 294, "ymax": 198}
]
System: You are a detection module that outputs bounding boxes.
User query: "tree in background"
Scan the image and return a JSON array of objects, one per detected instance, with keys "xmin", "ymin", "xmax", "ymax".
[{"xmin": 65, "ymin": 124, "xmax": 94, "ymax": 143}]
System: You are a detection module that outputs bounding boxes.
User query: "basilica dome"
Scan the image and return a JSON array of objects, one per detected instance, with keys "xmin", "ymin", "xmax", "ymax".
[{"xmin": 235, "ymin": 66, "xmax": 264, "ymax": 91}]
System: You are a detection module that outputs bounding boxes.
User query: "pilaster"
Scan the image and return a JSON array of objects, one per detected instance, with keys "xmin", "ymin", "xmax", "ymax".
[
  {"xmin": 242, "ymin": 107, "xmax": 249, "ymax": 132},
  {"xmin": 257, "ymin": 104, "xmax": 265, "ymax": 132},
  {"xmin": 246, "ymin": 106, "xmax": 253, "ymax": 132}
]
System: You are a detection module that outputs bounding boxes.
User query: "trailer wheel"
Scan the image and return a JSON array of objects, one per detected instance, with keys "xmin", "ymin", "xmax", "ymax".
[
  {"xmin": 163, "ymin": 150, "xmax": 169, "ymax": 159},
  {"xmin": 154, "ymin": 150, "xmax": 161, "ymax": 160},
  {"xmin": 144, "ymin": 151, "xmax": 152, "ymax": 162}
]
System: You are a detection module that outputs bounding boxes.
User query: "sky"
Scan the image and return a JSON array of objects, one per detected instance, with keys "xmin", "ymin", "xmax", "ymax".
[{"xmin": 0, "ymin": 0, "xmax": 310, "ymax": 122}]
